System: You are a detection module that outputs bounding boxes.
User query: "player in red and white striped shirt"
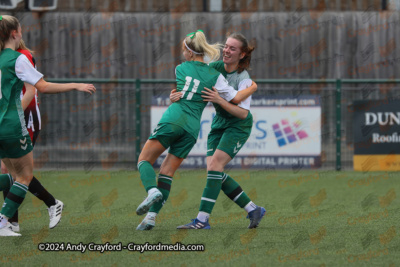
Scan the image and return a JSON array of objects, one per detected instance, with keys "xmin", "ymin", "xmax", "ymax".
[{"xmin": 19, "ymin": 48, "xmax": 41, "ymax": 145}]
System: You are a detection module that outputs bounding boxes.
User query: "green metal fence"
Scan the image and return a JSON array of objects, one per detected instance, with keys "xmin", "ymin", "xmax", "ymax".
[{"xmin": 45, "ymin": 78, "xmax": 400, "ymax": 171}]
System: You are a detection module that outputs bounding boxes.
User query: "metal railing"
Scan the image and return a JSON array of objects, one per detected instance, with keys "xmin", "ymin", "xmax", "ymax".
[{"xmin": 45, "ymin": 78, "xmax": 400, "ymax": 170}]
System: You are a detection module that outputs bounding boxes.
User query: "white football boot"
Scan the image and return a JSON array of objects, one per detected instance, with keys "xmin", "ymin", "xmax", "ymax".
[
  {"xmin": 48, "ymin": 200, "xmax": 64, "ymax": 229},
  {"xmin": 7, "ymin": 222, "xmax": 20, "ymax": 233},
  {"xmin": 136, "ymin": 213, "xmax": 156, "ymax": 230},
  {"xmin": 0, "ymin": 215, "xmax": 20, "ymax": 236},
  {"xmin": 136, "ymin": 189, "xmax": 162, "ymax": 215}
]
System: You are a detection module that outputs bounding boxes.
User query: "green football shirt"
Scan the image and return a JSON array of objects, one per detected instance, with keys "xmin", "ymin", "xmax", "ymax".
[
  {"xmin": 0, "ymin": 48, "xmax": 43, "ymax": 139},
  {"xmin": 209, "ymin": 60, "xmax": 253, "ymax": 128},
  {"xmin": 158, "ymin": 61, "xmax": 238, "ymax": 139}
]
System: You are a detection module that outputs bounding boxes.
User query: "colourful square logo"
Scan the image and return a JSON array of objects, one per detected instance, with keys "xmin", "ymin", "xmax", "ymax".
[
  {"xmin": 277, "ymin": 138, "xmax": 287, "ymax": 147},
  {"xmin": 274, "ymin": 130, "xmax": 283, "ymax": 138},
  {"xmin": 273, "ymin": 119, "xmax": 308, "ymax": 147}
]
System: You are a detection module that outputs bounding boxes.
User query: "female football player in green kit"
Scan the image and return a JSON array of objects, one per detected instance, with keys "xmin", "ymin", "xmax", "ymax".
[
  {"xmin": 1, "ymin": 39, "xmax": 64, "ymax": 234},
  {"xmin": 0, "ymin": 15, "xmax": 96, "ymax": 236},
  {"xmin": 135, "ymin": 30, "xmax": 257, "ymax": 230},
  {"xmin": 176, "ymin": 33, "xmax": 266, "ymax": 229}
]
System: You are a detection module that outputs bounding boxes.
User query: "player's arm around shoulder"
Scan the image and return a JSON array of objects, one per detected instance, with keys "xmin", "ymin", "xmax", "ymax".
[
  {"xmin": 202, "ymin": 87, "xmax": 248, "ymax": 120},
  {"xmin": 208, "ymin": 60, "xmax": 224, "ymax": 72},
  {"xmin": 232, "ymin": 72, "xmax": 257, "ymax": 104},
  {"xmin": 207, "ymin": 72, "xmax": 255, "ymax": 106},
  {"xmin": 216, "ymin": 70, "xmax": 257, "ymax": 104},
  {"xmin": 237, "ymin": 71, "xmax": 255, "ymax": 95},
  {"xmin": 210, "ymin": 74, "xmax": 238, "ymax": 102},
  {"xmin": 236, "ymin": 78, "xmax": 254, "ymax": 111}
]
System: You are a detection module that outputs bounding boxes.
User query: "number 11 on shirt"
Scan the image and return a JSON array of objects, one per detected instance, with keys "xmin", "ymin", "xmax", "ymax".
[{"xmin": 181, "ymin": 76, "xmax": 200, "ymax": 100}]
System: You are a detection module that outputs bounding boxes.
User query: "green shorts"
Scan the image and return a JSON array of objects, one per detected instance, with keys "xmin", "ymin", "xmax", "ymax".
[
  {"xmin": 207, "ymin": 124, "xmax": 252, "ymax": 159},
  {"xmin": 149, "ymin": 123, "xmax": 197, "ymax": 159},
  {"xmin": 0, "ymin": 134, "xmax": 33, "ymax": 159}
]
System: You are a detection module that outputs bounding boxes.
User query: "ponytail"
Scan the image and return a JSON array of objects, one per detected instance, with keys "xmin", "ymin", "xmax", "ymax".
[
  {"xmin": 18, "ymin": 39, "xmax": 34, "ymax": 54},
  {"xmin": 184, "ymin": 30, "xmax": 223, "ymax": 62},
  {"xmin": 0, "ymin": 15, "xmax": 20, "ymax": 50}
]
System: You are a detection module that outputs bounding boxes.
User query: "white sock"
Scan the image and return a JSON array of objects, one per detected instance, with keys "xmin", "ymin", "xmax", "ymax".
[
  {"xmin": 146, "ymin": 212, "xmax": 157, "ymax": 219},
  {"xmin": 0, "ymin": 214, "xmax": 9, "ymax": 228},
  {"xmin": 148, "ymin": 188, "xmax": 158, "ymax": 195},
  {"xmin": 244, "ymin": 201, "xmax": 257, "ymax": 213},
  {"xmin": 197, "ymin": 211, "xmax": 210, "ymax": 222}
]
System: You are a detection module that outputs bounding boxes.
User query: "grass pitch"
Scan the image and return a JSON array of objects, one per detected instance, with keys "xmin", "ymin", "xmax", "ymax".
[{"xmin": 0, "ymin": 169, "xmax": 399, "ymax": 266}]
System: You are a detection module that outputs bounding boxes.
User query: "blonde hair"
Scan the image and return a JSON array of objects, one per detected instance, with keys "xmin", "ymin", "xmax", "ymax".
[
  {"xmin": 0, "ymin": 15, "xmax": 20, "ymax": 50},
  {"xmin": 18, "ymin": 39, "xmax": 34, "ymax": 54},
  {"xmin": 183, "ymin": 31, "xmax": 222, "ymax": 62}
]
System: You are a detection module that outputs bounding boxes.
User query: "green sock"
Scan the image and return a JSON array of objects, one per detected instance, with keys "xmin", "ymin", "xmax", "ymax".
[
  {"xmin": 221, "ymin": 173, "xmax": 251, "ymax": 208},
  {"xmin": 199, "ymin": 171, "xmax": 223, "ymax": 214},
  {"xmin": 149, "ymin": 174, "xmax": 173, "ymax": 214},
  {"xmin": 1, "ymin": 181, "xmax": 28, "ymax": 218},
  {"xmin": 0, "ymin": 174, "xmax": 12, "ymax": 191},
  {"xmin": 138, "ymin": 160, "xmax": 157, "ymax": 192}
]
